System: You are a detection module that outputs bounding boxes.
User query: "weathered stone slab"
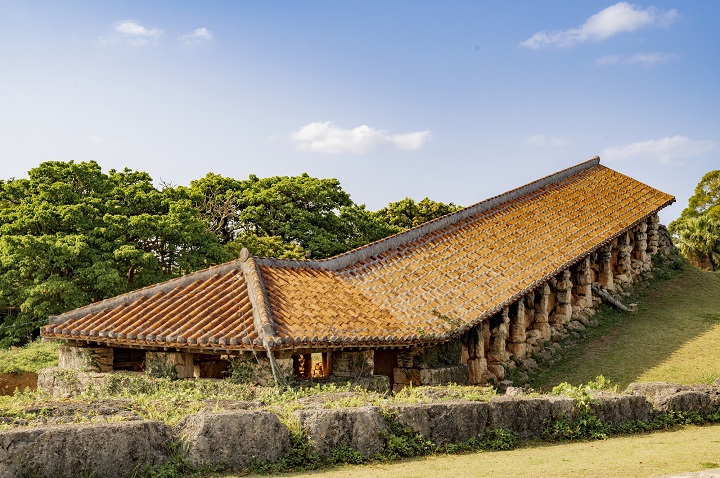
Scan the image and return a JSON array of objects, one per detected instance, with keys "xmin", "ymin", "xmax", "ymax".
[
  {"xmin": 590, "ymin": 392, "xmax": 653, "ymax": 424},
  {"xmin": 393, "ymin": 367, "xmax": 421, "ymax": 391},
  {"xmin": 146, "ymin": 351, "xmax": 194, "ymax": 379},
  {"xmin": 487, "ymin": 396, "xmax": 575, "ymax": 438},
  {"xmin": 58, "ymin": 346, "xmax": 113, "ymax": 372},
  {"xmin": 332, "ymin": 350, "xmax": 374, "ymax": 377},
  {"xmin": 387, "ymin": 400, "xmax": 489, "ymax": 445},
  {"xmin": 0, "ymin": 421, "xmax": 170, "ymax": 478},
  {"xmin": 37, "ymin": 367, "xmax": 108, "ymax": 398},
  {"xmin": 628, "ymin": 382, "xmax": 720, "ymax": 413},
  {"xmin": 294, "ymin": 406, "xmax": 387, "ymax": 458},
  {"xmin": 419, "ymin": 365, "xmax": 469, "ymax": 386},
  {"xmin": 175, "ymin": 410, "xmax": 291, "ymax": 470}
]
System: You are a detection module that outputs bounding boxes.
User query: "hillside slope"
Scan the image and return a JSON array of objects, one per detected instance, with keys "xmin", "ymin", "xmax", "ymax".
[{"xmin": 530, "ymin": 264, "xmax": 720, "ymax": 390}]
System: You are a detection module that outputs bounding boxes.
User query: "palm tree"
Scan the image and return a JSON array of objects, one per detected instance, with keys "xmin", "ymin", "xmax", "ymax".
[{"xmin": 673, "ymin": 215, "xmax": 720, "ymax": 270}]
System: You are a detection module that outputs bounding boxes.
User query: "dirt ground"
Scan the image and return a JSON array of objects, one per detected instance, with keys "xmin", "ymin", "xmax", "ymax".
[{"xmin": 0, "ymin": 372, "xmax": 37, "ymax": 396}]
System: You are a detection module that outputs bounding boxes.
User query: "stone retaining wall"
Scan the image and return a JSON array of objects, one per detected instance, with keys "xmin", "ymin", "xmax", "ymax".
[{"xmin": 1, "ymin": 382, "xmax": 718, "ymax": 477}]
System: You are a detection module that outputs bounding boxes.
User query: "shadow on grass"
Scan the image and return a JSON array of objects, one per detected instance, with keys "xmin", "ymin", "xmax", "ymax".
[{"xmin": 528, "ymin": 263, "xmax": 720, "ymax": 391}]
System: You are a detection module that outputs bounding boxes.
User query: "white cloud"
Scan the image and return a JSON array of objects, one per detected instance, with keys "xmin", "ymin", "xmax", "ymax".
[
  {"xmin": 181, "ymin": 27, "xmax": 213, "ymax": 44},
  {"xmin": 595, "ymin": 54, "xmax": 624, "ymax": 66},
  {"xmin": 83, "ymin": 135, "xmax": 104, "ymax": 143},
  {"xmin": 290, "ymin": 122, "xmax": 431, "ymax": 155},
  {"xmin": 524, "ymin": 134, "xmax": 573, "ymax": 148},
  {"xmin": 521, "ymin": 2, "xmax": 677, "ymax": 49},
  {"xmin": 595, "ymin": 52, "xmax": 679, "ymax": 66},
  {"xmin": 625, "ymin": 52, "xmax": 679, "ymax": 65},
  {"xmin": 602, "ymin": 136, "xmax": 716, "ymax": 165},
  {"xmin": 114, "ymin": 20, "xmax": 163, "ymax": 47}
]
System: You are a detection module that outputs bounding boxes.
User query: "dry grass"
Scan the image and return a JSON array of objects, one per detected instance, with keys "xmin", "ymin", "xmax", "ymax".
[{"xmin": 249, "ymin": 424, "xmax": 720, "ymax": 478}]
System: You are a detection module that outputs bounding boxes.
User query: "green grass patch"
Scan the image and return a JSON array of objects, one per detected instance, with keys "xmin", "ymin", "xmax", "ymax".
[{"xmin": 0, "ymin": 340, "xmax": 60, "ymax": 373}]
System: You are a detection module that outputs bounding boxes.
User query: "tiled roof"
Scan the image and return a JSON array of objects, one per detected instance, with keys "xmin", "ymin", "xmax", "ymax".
[
  {"xmin": 42, "ymin": 158, "xmax": 675, "ymax": 352},
  {"xmin": 42, "ymin": 263, "xmax": 263, "ymax": 350}
]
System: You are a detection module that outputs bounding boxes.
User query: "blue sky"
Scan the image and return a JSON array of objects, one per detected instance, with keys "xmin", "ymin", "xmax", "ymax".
[{"xmin": 1, "ymin": 1, "xmax": 718, "ymax": 223}]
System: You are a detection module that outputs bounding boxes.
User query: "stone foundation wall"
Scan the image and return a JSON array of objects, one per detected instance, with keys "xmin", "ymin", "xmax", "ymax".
[
  {"xmin": 228, "ymin": 353, "xmax": 293, "ymax": 386},
  {"xmin": 332, "ymin": 350, "xmax": 374, "ymax": 378},
  {"xmin": 393, "ymin": 342, "xmax": 466, "ymax": 391},
  {"xmin": 58, "ymin": 346, "xmax": 113, "ymax": 373}
]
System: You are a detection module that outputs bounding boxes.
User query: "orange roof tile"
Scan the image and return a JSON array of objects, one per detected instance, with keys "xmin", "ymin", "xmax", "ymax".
[{"xmin": 41, "ymin": 158, "xmax": 674, "ymax": 352}]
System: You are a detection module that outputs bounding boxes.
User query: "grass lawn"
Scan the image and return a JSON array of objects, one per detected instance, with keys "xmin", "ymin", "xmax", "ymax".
[
  {"xmin": 0, "ymin": 339, "xmax": 59, "ymax": 374},
  {"xmin": 528, "ymin": 265, "xmax": 720, "ymax": 390},
  {"xmin": 254, "ymin": 425, "xmax": 720, "ymax": 478}
]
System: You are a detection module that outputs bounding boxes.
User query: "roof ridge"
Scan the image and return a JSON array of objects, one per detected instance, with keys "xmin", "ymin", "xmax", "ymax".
[
  {"xmin": 255, "ymin": 156, "xmax": 601, "ymax": 271},
  {"xmin": 48, "ymin": 260, "xmax": 244, "ymax": 325},
  {"xmin": 240, "ymin": 255, "xmax": 279, "ymax": 346}
]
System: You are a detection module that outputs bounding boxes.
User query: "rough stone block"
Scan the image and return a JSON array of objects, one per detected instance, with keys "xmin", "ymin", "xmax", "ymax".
[
  {"xmin": 294, "ymin": 406, "xmax": 387, "ymax": 458},
  {"xmin": 175, "ymin": 410, "xmax": 291, "ymax": 470},
  {"xmin": 146, "ymin": 351, "xmax": 194, "ymax": 379},
  {"xmin": 387, "ymin": 401, "xmax": 490, "ymax": 445},
  {"xmin": 333, "ymin": 350, "xmax": 374, "ymax": 377},
  {"xmin": 487, "ymin": 364, "xmax": 505, "ymax": 381},
  {"xmin": 628, "ymin": 382, "xmax": 720, "ymax": 413},
  {"xmin": 487, "ymin": 396, "xmax": 575, "ymax": 439},
  {"xmin": 37, "ymin": 367, "xmax": 109, "ymax": 398},
  {"xmin": 396, "ymin": 350, "xmax": 416, "ymax": 368},
  {"xmin": 509, "ymin": 324, "xmax": 526, "ymax": 343},
  {"xmin": 467, "ymin": 358, "xmax": 488, "ymax": 385},
  {"xmin": 590, "ymin": 393, "xmax": 653, "ymax": 424},
  {"xmin": 507, "ymin": 342, "xmax": 528, "ymax": 360},
  {"xmin": 393, "ymin": 367, "xmax": 421, "ymax": 391},
  {"xmin": 487, "ymin": 351, "xmax": 510, "ymax": 363},
  {"xmin": 0, "ymin": 421, "xmax": 170, "ymax": 478},
  {"xmin": 419, "ymin": 365, "xmax": 469, "ymax": 386},
  {"xmin": 58, "ymin": 346, "xmax": 113, "ymax": 372}
]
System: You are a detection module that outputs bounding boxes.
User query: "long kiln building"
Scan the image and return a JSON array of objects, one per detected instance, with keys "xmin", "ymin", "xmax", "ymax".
[{"xmin": 41, "ymin": 157, "xmax": 675, "ymax": 390}]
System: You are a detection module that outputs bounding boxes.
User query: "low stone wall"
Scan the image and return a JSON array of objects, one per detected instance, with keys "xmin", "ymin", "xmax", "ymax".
[{"xmin": 2, "ymin": 382, "xmax": 718, "ymax": 477}]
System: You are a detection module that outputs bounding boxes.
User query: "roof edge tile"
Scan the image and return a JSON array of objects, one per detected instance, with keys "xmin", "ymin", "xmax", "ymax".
[{"xmin": 48, "ymin": 260, "xmax": 244, "ymax": 325}]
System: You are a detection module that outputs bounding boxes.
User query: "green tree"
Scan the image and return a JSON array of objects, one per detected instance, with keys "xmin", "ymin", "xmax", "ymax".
[
  {"xmin": 675, "ymin": 170, "xmax": 720, "ymax": 220},
  {"xmin": 373, "ymin": 197, "xmax": 460, "ymax": 229},
  {"xmin": 669, "ymin": 170, "xmax": 720, "ymax": 271},
  {"xmin": 184, "ymin": 173, "xmax": 244, "ymax": 245},
  {"xmin": 671, "ymin": 215, "xmax": 720, "ymax": 270},
  {"xmin": 187, "ymin": 172, "xmax": 399, "ymax": 259},
  {"xmin": 227, "ymin": 234, "xmax": 306, "ymax": 260},
  {"xmin": 235, "ymin": 173, "xmax": 354, "ymax": 258},
  {"xmin": 0, "ymin": 161, "xmax": 228, "ymax": 346}
]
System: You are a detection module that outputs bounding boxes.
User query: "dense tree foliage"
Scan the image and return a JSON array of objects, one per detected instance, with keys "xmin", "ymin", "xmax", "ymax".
[
  {"xmin": 374, "ymin": 197, "xmax": 460, "ymax": 229},
  {"xmin": 0, "ymin": 161, "xmax": 228, "ymax": 346},
  {"xmin": 186, "ymin": 173, "xmax": 400, "ymax": 259},
  {"xmin": 0, "ymin": 161, "xmax": 458, "ymax": 346},
  {"xmin": 669, "ymin": 170, "xmax": 720, "ymax": 271}
]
